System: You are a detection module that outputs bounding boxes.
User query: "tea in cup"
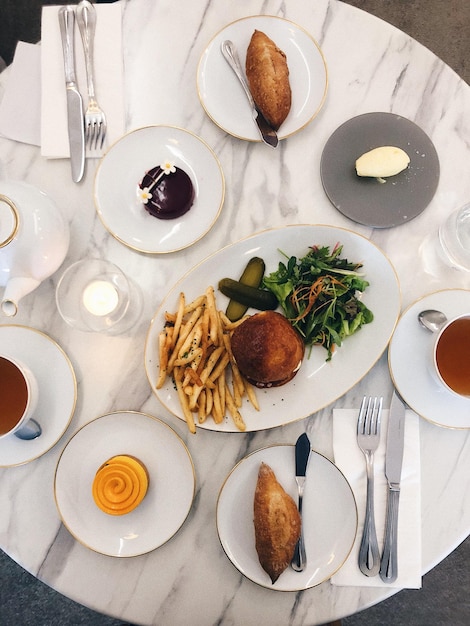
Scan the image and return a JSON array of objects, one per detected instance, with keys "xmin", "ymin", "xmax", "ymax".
[
  {"xmin": 0, "ymin": 355, "xmax": 39, "ymax": 438},
  {"xmin": 433, "ymin": 315, "xmax": 470, "ymax": 398}
]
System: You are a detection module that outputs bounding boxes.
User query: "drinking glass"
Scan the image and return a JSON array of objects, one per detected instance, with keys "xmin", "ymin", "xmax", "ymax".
[{"xmin": 437, "ymin": 202, "xmax": 470, "ymax": 271}]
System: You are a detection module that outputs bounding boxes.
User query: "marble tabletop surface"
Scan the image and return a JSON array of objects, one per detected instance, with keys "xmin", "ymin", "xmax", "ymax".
[{"xmin": 1, "ymin": 0, "xmax": 470, "ymax": 624}]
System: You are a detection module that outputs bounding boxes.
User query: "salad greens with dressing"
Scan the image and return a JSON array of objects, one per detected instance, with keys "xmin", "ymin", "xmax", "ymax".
[{"xmin": 262, "ymin": 243, "xmax": 374, "ymax": 359}]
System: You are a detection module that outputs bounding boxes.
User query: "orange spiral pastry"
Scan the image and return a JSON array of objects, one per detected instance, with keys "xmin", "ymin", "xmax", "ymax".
[{"xmin": 92, "ymin": 455, "xmax": 149, "ymax": 515}]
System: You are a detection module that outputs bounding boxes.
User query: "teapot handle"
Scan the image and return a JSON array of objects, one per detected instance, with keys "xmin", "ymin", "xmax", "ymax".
[{"xmin": 0, "ymin": 194, "xmax": 20, "ymax": 248}]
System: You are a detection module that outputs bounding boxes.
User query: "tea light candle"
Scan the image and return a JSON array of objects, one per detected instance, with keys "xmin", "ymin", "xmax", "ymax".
[{"xmin": 82, "ymin": 280, "xmax": 119, "ymax": 316}]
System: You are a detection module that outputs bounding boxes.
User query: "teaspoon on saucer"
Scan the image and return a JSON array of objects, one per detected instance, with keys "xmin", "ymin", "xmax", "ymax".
[
  {"xmin": 14, "ymin": 418, "xmax": 42, "ymax": 441},
  {"xmin": 418, "ymin": 309, "xmax": 447, "ymax": 333}
]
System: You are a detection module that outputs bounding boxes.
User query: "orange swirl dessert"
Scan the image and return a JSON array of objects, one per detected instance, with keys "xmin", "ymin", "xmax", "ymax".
[{"xmin": 92, "ymin": 455, "xmax": 149, "ymax": 515}]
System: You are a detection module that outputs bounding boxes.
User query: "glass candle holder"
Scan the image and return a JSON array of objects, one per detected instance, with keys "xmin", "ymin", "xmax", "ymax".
[{"xmin": 56, "ymin": 259, "xmax": 143, "ymax": 334}]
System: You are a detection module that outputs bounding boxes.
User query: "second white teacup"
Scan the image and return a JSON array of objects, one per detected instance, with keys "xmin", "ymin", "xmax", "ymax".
[
  {"xmin": 433, "ymin": 314, "xmax": 470, "ymax": 398},
  {"xmin": 0, "ymin": 355, "xmax": 39, "ymax": 439}
]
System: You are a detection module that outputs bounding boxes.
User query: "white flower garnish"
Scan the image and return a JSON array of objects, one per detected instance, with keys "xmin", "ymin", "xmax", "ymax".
[
  {"xmin": 160, "ymin": 160, "xmax": 176, "ymax": 175},
  {"xmin": 137, "ymin": 186, "xmax": 152, "ymax": 204}
]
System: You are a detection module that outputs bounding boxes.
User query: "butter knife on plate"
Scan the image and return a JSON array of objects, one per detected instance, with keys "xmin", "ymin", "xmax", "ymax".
[
  {"xmin": 59, "ymin": 6, "xmax": 85, "ymax": 183},
  {"xmin": 291, "ymin": 432, "xmax": 311, "ymax": 572},
  {"xmin": 380, "ymin": 390, "xmax": 406, "ymax": 583},
  {"xmin": 220, "ymin": 40, "xmax": 278, "ymax": 148}
]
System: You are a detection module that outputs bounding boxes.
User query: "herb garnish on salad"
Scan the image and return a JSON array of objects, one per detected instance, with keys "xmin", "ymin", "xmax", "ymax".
[{"xmin": 263, "ymin": 243, "xmax": 373, "ymax": 359}]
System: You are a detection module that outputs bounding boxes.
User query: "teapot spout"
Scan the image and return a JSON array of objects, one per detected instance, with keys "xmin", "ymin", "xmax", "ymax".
[{"xmin": 1, "ymin": 276, "xmax": 41, "ymax": 316}]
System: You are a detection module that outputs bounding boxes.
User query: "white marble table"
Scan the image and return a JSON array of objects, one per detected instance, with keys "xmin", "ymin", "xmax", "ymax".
[{"xmin": 1, "ymin": 1, "xmax": 469, "ymax": 624}]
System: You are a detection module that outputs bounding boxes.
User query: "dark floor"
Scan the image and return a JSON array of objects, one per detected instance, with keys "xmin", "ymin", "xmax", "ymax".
[{"xmin": 0, "ymin": 1, "xmax": 469, "ymax": 625}]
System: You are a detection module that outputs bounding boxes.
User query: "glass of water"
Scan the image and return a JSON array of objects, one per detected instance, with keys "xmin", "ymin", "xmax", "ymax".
[{"xmin": 438, "ymin": 202, "xmax": 470, "ymax": 271}]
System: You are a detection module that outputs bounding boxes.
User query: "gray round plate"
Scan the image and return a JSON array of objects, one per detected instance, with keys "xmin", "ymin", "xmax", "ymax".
[{"xmin": 320, "ymin": 112, "xmax": 440, "ymax": 228}]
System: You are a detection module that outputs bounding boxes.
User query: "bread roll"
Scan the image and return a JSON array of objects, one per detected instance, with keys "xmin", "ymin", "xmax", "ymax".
[
  {"xmin": 245, "ymin": 30, "xmax": 291, "ymax": 130},
  {"xmin": 254, "ymin": 462, "xmax": 301, "ymax": 583}
]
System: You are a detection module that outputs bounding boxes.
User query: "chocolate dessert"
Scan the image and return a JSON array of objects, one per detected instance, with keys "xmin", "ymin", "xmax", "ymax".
[{"xmin": 138, "ymin": 163, "xmax": 195, "ymax": 219}]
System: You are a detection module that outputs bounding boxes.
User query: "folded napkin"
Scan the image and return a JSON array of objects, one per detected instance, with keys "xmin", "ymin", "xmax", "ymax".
[
  {"xmin": 0, "ymin": 42, "xmax": 41, "ymax": 146},
  {"xmin": 331, "ymin": 408, "xmax": 422, "ymax": 588},
  {"xmin": 40, "ymin": 3, "xmax": 125, "ymax": 159}
]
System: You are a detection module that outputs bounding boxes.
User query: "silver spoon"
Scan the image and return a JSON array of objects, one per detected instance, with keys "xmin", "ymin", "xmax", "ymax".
[
  {"xmin": 14, "ymin": 418, "xmax": 42, "ymax": 441},
  {"xmin": 417, "ymin": 309, "xmax": 447, "ymax": 333}
]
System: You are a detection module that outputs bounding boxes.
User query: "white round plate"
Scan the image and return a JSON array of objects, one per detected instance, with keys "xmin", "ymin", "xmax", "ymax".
[
  {"xmin": 0, "ymin": 325, "xmax": 76, "ymax": 467},
  {"xmin": 94, "ymin": 126, "xmax": 225, "ymax": 253},
  {"xmin": 389, "ymin": 289, "xmax": 470, "ymax": 429},
  {"xmin": 217, "ymin": 445, "xmax": 357, "ymax": 590},
  {"xmin": 197, "ymin": 16, "xmax": 328, "ymax": 141},
  {"xmin": 145, "ymin": 225, "xmax": 401, "ymax": 432},
  {"xmin": 320, "ymin": 112, "xmax": 440, "ymax": 228},
  {"xmin": 54, "ymin": 411, "xmax": 196, "ymax": 557}
]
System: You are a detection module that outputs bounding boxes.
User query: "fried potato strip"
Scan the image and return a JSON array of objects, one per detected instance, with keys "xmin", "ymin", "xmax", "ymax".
[{"xmin": 156, "ymin": 289, "xmax": 258, "ymax": 432}]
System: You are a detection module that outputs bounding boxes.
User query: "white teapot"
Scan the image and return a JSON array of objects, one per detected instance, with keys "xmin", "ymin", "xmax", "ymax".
[{"xmin": 0, "ymin": 181, "xmax": 70, "ymax": 316}]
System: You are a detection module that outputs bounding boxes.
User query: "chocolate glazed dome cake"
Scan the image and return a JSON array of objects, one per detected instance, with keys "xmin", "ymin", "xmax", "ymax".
[{"xmin": 138, "ymin": 162, "xmax": 195, "ymax": 219}]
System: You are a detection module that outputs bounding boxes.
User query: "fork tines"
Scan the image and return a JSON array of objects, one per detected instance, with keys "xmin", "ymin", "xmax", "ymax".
[{"xmin": 357, "ymin": 396, "xmax": 383, "ymax": 436}]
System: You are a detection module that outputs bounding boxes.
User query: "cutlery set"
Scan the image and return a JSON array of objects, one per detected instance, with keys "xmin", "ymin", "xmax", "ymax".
[
  {"xmin": 59, "ymin": 1, "xmax": 106, "ymax": 183},
  {"xmin": 357, "ymin": 392, "xmax": 406, "ymax": 583},
  {"xmin": 293, "ymin": 392, "xmax": 405, "ymax": 582}
]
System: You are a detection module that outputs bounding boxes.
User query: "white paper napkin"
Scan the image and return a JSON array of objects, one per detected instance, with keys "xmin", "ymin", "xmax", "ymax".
[
  {"xmin": 0, "ymin": 42, "xmax": 41, "ymax": 146},
  {"xmin": 40, "ymin": 3, "xmax": 125, "ymax": 159},
  {"xmin": 331, "ymin": 408, "xmax": 422, "ymax": 589}
]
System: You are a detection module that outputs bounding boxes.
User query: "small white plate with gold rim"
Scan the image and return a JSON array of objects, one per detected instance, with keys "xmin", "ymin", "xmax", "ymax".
[
  {"xmin": 389, "ymin": 289, "xmax": 470, "ymax": 429},
  {"xmin": 54, "ymin": 411, "xmax": 196, "ymax": 557},
  {"xmin": 0, "ymin": 325, "xmax": 76, "ymax": 467},
  {"xmin": 217, "ymin": 445, "xmax": 357, "ymax": 590},
  {"xmin": 94, "ymin": 126, "xmax": 225, "ymax": 254},
  {"xmin": 197, "ymin": 16, "xmax": 328, "ymax": 141}
]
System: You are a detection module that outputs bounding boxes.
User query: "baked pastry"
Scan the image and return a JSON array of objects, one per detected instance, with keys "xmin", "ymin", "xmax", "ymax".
[
  {"xmin": 254, "ymin": 462, "xmax": 301, "ymax": 583},
  {"xmin": 245, "ymin": 30, "xmax": 291, "ymax": 130},
  {"xmin": 230, "ymin": 310, "xmax": 304, "ymax": 387},
  {"xmin": 137, "ymin": 163, "xmax": 194, "ymax": 219},
  {"xmin": 92, "ymin": 454, "xmax": 149, "ymax": 515}
]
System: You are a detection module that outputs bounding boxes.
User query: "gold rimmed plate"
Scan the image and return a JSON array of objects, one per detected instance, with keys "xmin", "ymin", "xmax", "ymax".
[
  {"xmin": 217, "ymin": 445, "xmax": 357, "ymax": 590},
  {"xmin": 145, "ymin": 225, "xmax": 401, "ymax": 432},
  {"xmin": 93, "ymin": 126, "xmax": 225, "ymax": 253},
  {"xmin": 0, "ymin": 325, "xmax": 76, "ymax": 467},
  {"xmin": 197, "ymin": 16, "xmax": 328, "ymax": 141},
  {"xmin": 389, "ymin": 289, "xmax": 470, "ymax": 429},
  {"xmin": 54, "ymin": 411, "xmax": 196, "ymax": 557}
]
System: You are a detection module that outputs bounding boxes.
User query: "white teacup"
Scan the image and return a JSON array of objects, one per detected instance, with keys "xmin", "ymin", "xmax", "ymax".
[
  {"xmin": 0, "ymin": 355, "xmax": 39, "ymax": 439},
  {"xmin": 433, "ymin": 314, "xmax": 470, "ymax": 398}
]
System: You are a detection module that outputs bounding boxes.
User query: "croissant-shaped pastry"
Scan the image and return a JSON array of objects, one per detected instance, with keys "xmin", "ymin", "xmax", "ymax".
[
  {"xmin": 245, "ymin": 30, "xmax": 292, "ymax": 131},
  {"xmin": 253, "ymin": 462, "xmax": 301, "ymax": 583}
]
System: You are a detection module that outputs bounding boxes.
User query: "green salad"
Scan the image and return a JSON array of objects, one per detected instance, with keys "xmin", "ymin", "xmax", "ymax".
[{"xmin": 263, "ymin": 243, "xmax": 373, "ymax": 359}]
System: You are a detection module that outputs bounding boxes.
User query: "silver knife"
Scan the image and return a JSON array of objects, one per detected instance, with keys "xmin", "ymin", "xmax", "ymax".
[
  {"xmin": 291, "ymin": 432, "xmax": 311, "ymax": 571},
  {"xmin": 379, "ymin": 391, "xmax": 406, "ymax": 583},
  {"xmin": 59, "ymin": 6, "xmax": 85, "ymax": 183},
  {"xmin": 220, "ymin": 40, "xmax": 279, "ymax": 148}
]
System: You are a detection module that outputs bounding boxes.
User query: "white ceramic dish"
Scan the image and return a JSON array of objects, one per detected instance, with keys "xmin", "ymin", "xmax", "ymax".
[
  {"xmin": 217, "ymin": 445, "xmax": 357, "ymax": 590},
  {"xmin": 145, "ymin": 225, "xmax": 401, "ymax": 432},
  {"xmin": 54, "ymin": 411, "xmax": 196, "ymax": 557},
  {"xmin": 197, "ymin": 16, "xmax": 328, "ymax": 141},
  {"xmin": 389, "ymin": 289, "xmax": 470, "ymax": 429},
  {"xmin": 0, "ymin": 325, "xmax": 76, "ymax": 467},
  {"xmin": 94, "ymin": 126, "xmax": 225, "ymax": 253}
]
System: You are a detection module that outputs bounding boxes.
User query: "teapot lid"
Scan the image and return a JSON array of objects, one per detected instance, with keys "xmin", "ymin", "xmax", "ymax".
[{"xmin": 0, "ymin": 194, "xmax": 19, "ymax": 247}]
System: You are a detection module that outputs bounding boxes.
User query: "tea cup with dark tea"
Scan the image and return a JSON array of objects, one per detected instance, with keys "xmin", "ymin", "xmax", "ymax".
[
  {"xmin": 0, "ymin": 355, "xmax": 39, "ymax": 439},
  {"xmin": 433, "ymin": 315, "xmax": 470, "ymax": 398}
]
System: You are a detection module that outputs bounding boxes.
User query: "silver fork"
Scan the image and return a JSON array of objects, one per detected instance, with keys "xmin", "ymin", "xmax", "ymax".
[
  {"xmin": 76, "ymin": 1, "xmax": 107, "ymax": 150},
  {"xmin": 357, "ymin": 395, "xmax": 383, "ymax": 576}
]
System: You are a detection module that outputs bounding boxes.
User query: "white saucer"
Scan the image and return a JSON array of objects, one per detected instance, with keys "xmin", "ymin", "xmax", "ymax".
[
  {"xmin": 0, "ymin": 325, "xmax": 77, "ymax": 467},
  {"xmin": 94, "ymin": 126, "xmax": 225, "ymax": 253},
  {"xmin": 54, "ymin": 411, "xmax": 196, "ymax": 557},
  {"xmin": 217, "ymin": 445, "xmax": 357, "ymax": 591},
  {"xmin": 197, "ymin": 16, "xmax": 328, "ymax": 141},
  {"xmin": 389, "ymin": 289, "xmax": 470, "ymax": 429}
]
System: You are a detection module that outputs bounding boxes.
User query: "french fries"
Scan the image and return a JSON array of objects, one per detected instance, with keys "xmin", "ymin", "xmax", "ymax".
[{"xmin": 156, "ymin": 286, "xmax": 258, "ymax": 433}]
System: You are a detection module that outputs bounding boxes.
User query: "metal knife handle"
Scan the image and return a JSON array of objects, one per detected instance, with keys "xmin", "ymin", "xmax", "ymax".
[
  {"xmin": 220, "ymin": 40, "xmax": 255, "ymax": 109},
  {"xmin": 291, "ymin": 488, "xmax": 306, "ymax": 571},
  {"xmin": 59, "ymin": 6, "xmax": 78, "ymax": 85},
  {"xmin": 358, "ymin": 451, "xmax": 380, "ymax": 576},
  {"xmin": 380, "ymin": 486, "xmax": 400, "ymax": 583},
  {"xmin": 76, "ymin": 1, "xmax": 97, "ymax": 100}
]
